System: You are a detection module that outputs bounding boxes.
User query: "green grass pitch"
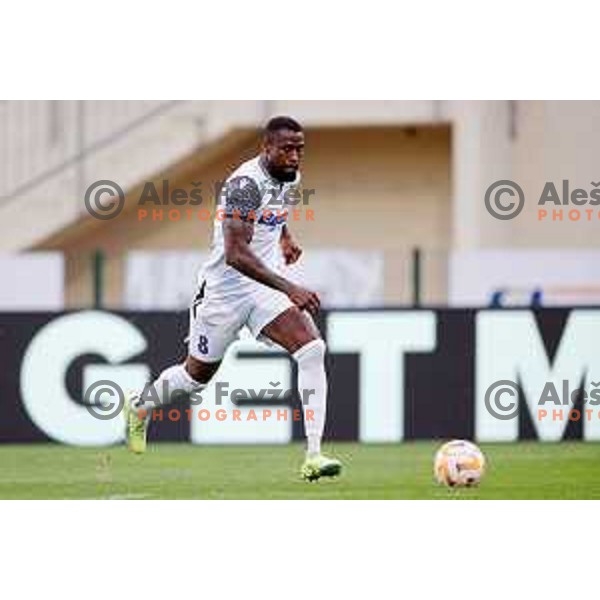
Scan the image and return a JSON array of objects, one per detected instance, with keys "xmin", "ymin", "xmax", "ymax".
[{"xmin": 1, "ymin": 442, "xmax": 599, "ymax": 499}]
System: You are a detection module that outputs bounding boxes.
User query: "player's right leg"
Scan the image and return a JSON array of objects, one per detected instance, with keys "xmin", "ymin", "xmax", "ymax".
[
  {"xmin": 124, "ymin": 356, "xmax": 220, "ymax": 453},
  {"xmin": 125, "ymin": 286, "xmax": 243, "ymax": 453}
]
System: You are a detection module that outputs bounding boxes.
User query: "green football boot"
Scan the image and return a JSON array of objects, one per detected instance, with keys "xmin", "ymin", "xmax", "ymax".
[
  {"xmin": 124, "ymin": 391, "xmax": 148, "ymax": 454},
  {"xmin": 301, "ymin": 454, "xmax": 342, "ymax": 482}
]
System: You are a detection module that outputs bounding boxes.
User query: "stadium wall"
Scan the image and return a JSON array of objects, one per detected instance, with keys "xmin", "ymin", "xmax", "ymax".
[{"xmin": 36, "ymin": 126, "xmax": 452, "ymax": 308}]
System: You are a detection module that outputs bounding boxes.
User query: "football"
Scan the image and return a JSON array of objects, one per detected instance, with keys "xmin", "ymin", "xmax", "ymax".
[{"xmin": 434, "ymin": 440, "xmax": 486, "ymax": 487}]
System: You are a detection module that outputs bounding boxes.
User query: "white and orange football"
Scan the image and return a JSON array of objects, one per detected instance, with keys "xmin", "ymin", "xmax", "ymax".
[{"xmin": 434, "ymin": 440, "xmax": 486, "ymax": 487}]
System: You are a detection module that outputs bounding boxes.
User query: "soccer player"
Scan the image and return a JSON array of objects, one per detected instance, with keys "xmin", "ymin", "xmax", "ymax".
[{"xmin": 124, "ymin": 116, "xmax": 342, "ymax": 481}]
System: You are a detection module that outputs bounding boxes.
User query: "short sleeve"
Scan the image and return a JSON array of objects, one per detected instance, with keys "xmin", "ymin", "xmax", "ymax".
[{"xmin": 221, "ymin": 176, "xmax": 262, "ymax": 220}]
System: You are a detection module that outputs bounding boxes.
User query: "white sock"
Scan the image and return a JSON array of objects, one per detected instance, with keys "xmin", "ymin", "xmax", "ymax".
[
  {"xmin": 293, "ymin": 339, "xmax": 327, "ymax": 457},
  {"xmin": 139, "ymin": 364, "xmax": 205, "ymax": 414}
]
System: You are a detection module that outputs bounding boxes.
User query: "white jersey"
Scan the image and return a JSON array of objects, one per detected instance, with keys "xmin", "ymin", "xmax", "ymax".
[{"xmin": 199, "ymin": 155, "xmax": 300, "ymax": 299}]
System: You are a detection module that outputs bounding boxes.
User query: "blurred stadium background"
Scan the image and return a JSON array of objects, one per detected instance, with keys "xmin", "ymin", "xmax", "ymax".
[
  {"xmin": 1, "ymin": 100, "xmax": 600, "ymax": 498},
  {"xmin": 2, "ymin": 100, "xmax": 599, "ymax": 309}
]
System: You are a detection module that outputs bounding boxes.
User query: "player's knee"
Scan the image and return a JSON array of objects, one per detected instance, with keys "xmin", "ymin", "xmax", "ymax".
[
  {"xmin": 293, "ymin": 338, "xmax": 326, "ymax": 366},
  {"xmin": 185, "ymin": 355, "xmax": 220, "ymax": 384}
]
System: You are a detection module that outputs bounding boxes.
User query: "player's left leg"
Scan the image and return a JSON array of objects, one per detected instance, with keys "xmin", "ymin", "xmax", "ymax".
[{"xmin": 256, "ymin": 302, "xmax": 342, "ymax": 481}]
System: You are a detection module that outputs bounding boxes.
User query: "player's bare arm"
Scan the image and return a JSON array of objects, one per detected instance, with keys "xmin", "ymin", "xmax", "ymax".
[
  {"xmin": 224, "ymin": 218, "xmax": 319, "ymax": 315},
  {"xmin": 279, "ymin": 224, "xmax": 302, "ymax": 265},
  {"xmin": 222, "ymin": 177, "xmax": 319, "ymax": 315}
]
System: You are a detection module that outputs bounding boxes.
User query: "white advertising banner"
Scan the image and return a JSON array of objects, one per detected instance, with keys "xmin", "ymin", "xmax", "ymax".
[
  {"xmin": 449, "ymin": 249, "xmax": 600, "ymax": 306},
  {"xmin": 125, "ymin": 249, "xmax": 384, "ymax": 310},
  {"xmin": 0, "ymin": 253, "xmax": 64, "ymax": 310},
  {"xmin": 124, "ymin": 251, "xmax": 209, "ymax": 310}
]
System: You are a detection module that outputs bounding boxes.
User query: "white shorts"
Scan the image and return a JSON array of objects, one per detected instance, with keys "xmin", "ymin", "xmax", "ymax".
[{"xmin": 188, "ymin": 283, "xmax": 294, "ymax": 362}]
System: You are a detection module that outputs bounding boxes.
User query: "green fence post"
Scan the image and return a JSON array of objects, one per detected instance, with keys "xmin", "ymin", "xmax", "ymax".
[
  {"xmin": 93, "ymin": 249, "xmax": 104, "ymax": 309},
  {"xmin": 412, "ymin": 247, "xmax": 422, "ymax": 307}
]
